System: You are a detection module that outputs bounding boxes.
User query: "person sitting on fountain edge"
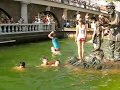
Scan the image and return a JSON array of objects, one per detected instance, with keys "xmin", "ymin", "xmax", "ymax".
[{"xmin": 48, "ymin": 31, "xmax": 61, "ymax": 56}]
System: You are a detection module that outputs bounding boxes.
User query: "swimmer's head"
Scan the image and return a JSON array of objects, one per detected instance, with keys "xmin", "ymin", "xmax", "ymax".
[
  {"xmin": 19, "ymin": 62, "xmax": 25, "ymax": 68},
  {"xmin": 55, "ymin": 60, "xmax": 60, "ymax": 66}
]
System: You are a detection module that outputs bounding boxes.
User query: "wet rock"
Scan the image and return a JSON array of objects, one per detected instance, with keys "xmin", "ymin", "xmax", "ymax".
[
  {"xmin": 84, "ymin": 49, "xmax": 104, "ymax": 69},
  {"xmin": 66, "ymin": 49, "xmax": 120, "ymax": 70},
  {"xmin": 66, "ymin": 50, "xmax": 104, "ymax": 70},
  {"xmin": 67, "ymin": 57, "xmax": 79, "ymax": 65},
  {"xmin": 85, "ymin": 49, "xmax": 104, "ymax": 63},
  {"xmin": 102, "ymin": 61, "xmax": 120, "ymax": 69}
]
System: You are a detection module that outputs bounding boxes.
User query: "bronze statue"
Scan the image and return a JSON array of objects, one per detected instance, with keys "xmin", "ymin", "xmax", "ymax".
[{"xmin": 106, "ymin": 2, "xmax": 120, "ymax": 61}]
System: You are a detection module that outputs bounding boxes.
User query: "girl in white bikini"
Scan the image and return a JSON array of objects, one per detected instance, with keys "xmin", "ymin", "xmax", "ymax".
[{"xmin": 75, "ymin": 19, "xmax": 87, "ymax": 61}]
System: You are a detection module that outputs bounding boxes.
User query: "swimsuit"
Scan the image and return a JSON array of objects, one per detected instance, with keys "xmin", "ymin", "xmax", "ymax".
[
  {"xmin": 52, "ymin": 38, "xmax": 60, "ymax": 49},
  {"xmin": 77, "ymin": 27, "xmax": 86, "ymax": 41}
]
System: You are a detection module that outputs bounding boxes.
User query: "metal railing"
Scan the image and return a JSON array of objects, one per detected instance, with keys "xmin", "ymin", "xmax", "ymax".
[{"xmin": 0, "ymin": 22, "xmax": 55, "ymax": 35}]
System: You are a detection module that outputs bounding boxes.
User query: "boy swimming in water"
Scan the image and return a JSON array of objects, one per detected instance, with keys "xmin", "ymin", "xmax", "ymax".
[
  {"xmin": 19, "ymin": 62, "xmax": 26, "ymax": 68},
  {"xmin": 40, "ymin": 57, "xmax": 60, "ymax": 67},
  {"xmin": 13, "ymin": 61, "xmax": 26, "ymax": 71}
]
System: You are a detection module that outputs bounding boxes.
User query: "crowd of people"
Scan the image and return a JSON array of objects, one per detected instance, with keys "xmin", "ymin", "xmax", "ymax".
[
  {"xmin": 49, "ymin": 0, "xmax": 107, "ymax": 12},
  {"xmin": 0, "ymin": 16, "xmax": 25, "ymax": 24},
  {"xmin": 0, "ymin": 13, "xmax": 54, "ymax": 25},
  {"xmin": 0, "ymin": 17, "xmax": 15, "ymax": 24},
  {"xmin": 32, "ymin": 14, "xmax": 54, "ymax": 24}
]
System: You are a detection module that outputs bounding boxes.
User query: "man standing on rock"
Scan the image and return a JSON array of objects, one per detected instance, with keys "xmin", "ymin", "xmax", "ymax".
[{"xmin": 106, "ymin": 2, "xmax": 120, "ymax": 61}]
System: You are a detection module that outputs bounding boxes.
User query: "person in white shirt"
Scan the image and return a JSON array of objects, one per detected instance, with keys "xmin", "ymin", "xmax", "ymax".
[{"xmin": 75, "ymin": 19, "xmax": 87, "ymax": 61}]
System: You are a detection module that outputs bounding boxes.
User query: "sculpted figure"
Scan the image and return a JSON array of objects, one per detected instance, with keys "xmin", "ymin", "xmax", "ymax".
[{"xmin": 106, "ymin": 2, "xmax": 120, "ymax": 61}]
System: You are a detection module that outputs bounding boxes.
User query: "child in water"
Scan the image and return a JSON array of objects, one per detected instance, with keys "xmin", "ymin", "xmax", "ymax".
[
  {"xmin": 41, "ymin": 57, "xmax": 60, "ymax": 67},
  {"xmin": 48, "ymin": 31, "xmax": 61, "ymax": 56},
  {"xmin": 19, "ymin": 62, "xmax": 26, "ymax": 68},
  {"xmin": 13, "ymin": 61, "xmax": 26, "ymax": 71}
]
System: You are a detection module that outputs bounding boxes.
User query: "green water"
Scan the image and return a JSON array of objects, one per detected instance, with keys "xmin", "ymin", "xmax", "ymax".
[{"xmin": 0, "ymin": 39, "xmax": 120, "ymax": 90}]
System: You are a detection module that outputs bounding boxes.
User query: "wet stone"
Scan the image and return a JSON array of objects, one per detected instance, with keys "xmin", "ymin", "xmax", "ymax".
[
  {"xmin": 67, "ymin": 57, "xmax": 79, "ymax": 65},
  {"xmin": 66, "ymin": 49, "xmax": 120, "ymax": 70},
  {"xmin": 67, "ymin": 50, "xmax": 104, "ymax": 70}
]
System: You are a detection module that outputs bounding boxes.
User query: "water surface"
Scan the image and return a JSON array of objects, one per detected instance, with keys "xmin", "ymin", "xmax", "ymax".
[{"xmin": 0, "ymin": 39, "xmax": 120, "ymax": 90}]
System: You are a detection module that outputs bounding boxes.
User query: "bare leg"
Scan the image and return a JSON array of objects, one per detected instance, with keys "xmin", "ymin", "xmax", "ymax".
[
  {"xmin": 77, "ymin": 40, "xmax": 81, "ymax": 60},
  {"xmin": 51, "ymin": 47, "xmax": 54, "ymax": 53},
  {"xmin": 81, "ymin": 41, "xmax": 85, "ymax": 60}
]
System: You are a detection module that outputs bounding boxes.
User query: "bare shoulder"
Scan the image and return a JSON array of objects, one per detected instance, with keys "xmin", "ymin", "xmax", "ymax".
[{"xmin": 12, "ymin": 66, "xmax": 25, "ymax": 71}]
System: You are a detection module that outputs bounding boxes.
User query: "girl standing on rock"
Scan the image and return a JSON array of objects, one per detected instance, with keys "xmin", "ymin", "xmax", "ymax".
[{"xmin": 75, "ymin": 19, "xmax": 87, "ymax": 61}]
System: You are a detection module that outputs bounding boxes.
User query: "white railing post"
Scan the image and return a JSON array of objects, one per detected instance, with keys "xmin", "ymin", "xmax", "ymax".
[
  {"xmin": 8, "ymin": 26, "xmax": 11, "ymax": 33},
  {"xmin": 4, "ymin": 26, "xmax": 7, "ymax": 33},
  {"xmin": 32, "ymin": 25, "xmax": 34, "ymax": 31},
  {"xmin": 22, "ymin": 25, "xmax": 26, "ymax": 32},
  {"xmin": 25, "ymin": 25, "xmax": 28, "ymax": 32},
  {"xmin": 38, "ymin": 23, "xmax": 43, "ymax": 32}
]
